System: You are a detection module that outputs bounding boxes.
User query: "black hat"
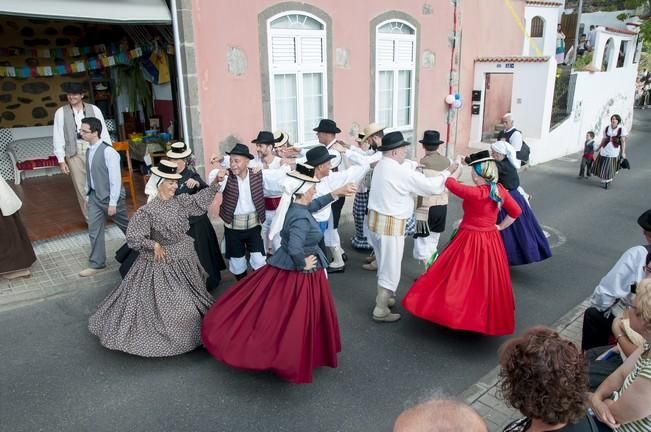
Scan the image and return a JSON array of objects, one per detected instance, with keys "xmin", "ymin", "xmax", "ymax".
[
  {"xmin": 419, "ymin": 130, "xmax": 445, "ymax": 147},
  {"xmin": 305, "ymin": 146, "xmax": 336, "ymax": 167},
  {"xmin": 464, "ymin": 150, "xmax": 493, "ymax": 166},
  {"xmin": 313, "ymin": 119, "xmax": 341, "ymax": 134},
  {"xmin": 63, "ymin": 82, "xmax": 86, "ymax": 94},
  {"xmin": 251, "ymin": 130, "xmax": 279, "ymax": 145},
  {"xmin": 226, "ymin": 143, "xmax": 255, "ymax": 160},
  {"xmin": 638, "ymin": 209, "xmax": 651, "ymax": 231},
  {"xmin": 378, "ymin": 131, "xmax": 410, "ymax": 152}
]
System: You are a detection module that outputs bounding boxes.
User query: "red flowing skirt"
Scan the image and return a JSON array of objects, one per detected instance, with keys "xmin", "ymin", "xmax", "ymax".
[
  {"xmin": 201, "ymin": 265, "xmax": 341, "ymax": 384},
  {"xmin": 402, "ymin": 227, "xmax": 515, "ymax": 336}
]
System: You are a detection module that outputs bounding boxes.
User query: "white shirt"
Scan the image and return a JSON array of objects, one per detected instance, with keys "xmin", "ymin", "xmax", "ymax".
[
  {"xmin": 218, "ymin": 173, "xmax": 255, "ymax": 215},
  {"xmin": 368, "ymin": 156, "xmax": 450, "ymax": 219},
  {"xmin": 312, "ymin": 164, "xmax": 370, "ymax": 222},
  {"xmin": 590, "ymin": 245, "xmax": 647, "ymax": 312},
  {"xmin": 207, "ymin": 160, "xmax": 290, "ymax": 198},
  {"xmin": 84, "ymin": 140, "xmax": 122, "ymax": 207},
  {"xmin": 52, "ymin": 104, "xmax": 112, "ymax": 163},
  {"xmin": 599, "ymin": 125, "xmax": 628, "ymax": 158},
  {"xmin": 504, "ymin": 127, "xmax": 523, "ymax": 152}
]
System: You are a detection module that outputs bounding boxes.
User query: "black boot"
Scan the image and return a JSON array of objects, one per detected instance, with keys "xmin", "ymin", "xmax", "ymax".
[{"xmin": 235, "ymin": 271, "xmax": 248, "ymax": 281}]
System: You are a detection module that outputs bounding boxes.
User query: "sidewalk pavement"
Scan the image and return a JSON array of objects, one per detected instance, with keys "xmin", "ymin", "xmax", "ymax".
[{"xmin": 1, "ymin": 192, "xmax": 590, "ymax": 432}]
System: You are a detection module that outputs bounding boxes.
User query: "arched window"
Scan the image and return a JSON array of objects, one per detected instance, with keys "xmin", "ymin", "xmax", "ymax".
[
  {"xmin": 602, "ymin": 38, "xmax": 615, "ymax": 71},
  {"xmin": 375, "ymin": 19, "xmax": 416, "ymax": 133},
  {"xmin": 267, "ymin": 12, "xmax": 327, "ymax": 144},
  {"xmin": 530, "ymin": 16, "xmax": 544, "ymax": 38}
]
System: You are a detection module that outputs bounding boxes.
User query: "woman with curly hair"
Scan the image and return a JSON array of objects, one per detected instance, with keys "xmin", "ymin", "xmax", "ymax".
[{"xmin": 499, "ymin": 326, "xmax": 597, "ymax": 431}]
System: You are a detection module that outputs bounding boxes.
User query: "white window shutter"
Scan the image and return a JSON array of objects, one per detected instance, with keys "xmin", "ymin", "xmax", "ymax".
[
  {"xmin": 377, "ymin": 39, "xmax": 394, "ymax": 65},
  {"xmin": 300, "ymin": 36, "xmax": 323, "ymax": 64},
  {"xmin": 396, "ymin": 40, "xmax": 414, "ymax": 64},
  {"xmin": 272, "ymin": 36, "xmax": 296, "ymax": 65}
]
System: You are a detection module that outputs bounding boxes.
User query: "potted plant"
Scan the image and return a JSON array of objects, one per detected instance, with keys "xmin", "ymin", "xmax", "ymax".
[{"xmin": 116, "ymin": 61, "xmax": 154, "ymax": 135}]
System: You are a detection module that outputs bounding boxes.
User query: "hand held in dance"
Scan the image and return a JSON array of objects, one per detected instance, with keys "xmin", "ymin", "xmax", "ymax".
[
  {"xmin": 303, "ymin": 255, "xmax": 317, "ymax": 271},
  {"xmin": 332, "ymin": 183, "xmax": 357, "ymax": 198},
  {"xmin": 108, "ymin": 206, "xmax": 116, "ymax": 216},
  {"xmin": 589, "ymin": 393, "xmax": 620, "ymax": 428},
  {"xmin": 213, "ymin": 169, "xmax": 228, "ymax": 184},
  {"xmin": 59, "ymin": 162, "xmax": 70, "ymax": 175},
  {"xmin": 209, "ymin": 153, "xmax": 222, "ymax": 166},
  {"xmin": 153, "ymin": 242, "xmax": 166, "ymax": 263},
  {"xmin": 185, "ymin": 178, "xmax": 200, "ymax": 189}
]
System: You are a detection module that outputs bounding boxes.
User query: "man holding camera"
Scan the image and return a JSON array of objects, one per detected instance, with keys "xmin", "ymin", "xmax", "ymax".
[{"xmin": 53, "ymin": 82, "xmax": 112, "ymax": 221}]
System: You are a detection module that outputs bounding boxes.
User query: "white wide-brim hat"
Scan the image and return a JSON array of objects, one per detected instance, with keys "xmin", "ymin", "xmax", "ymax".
[
  {"xmin": 151, "ymin": 159, "xmax": 182, "ymax": 179},
  {"xmin": 166, "ymin": 142, "xmax": 192, "ymax": 159},
  {"xmin": 273, "ymin": 131, "xmax": 289, "ymax": 147},
  {"xmin": 361, "ymin": 122, "xmax": 385, "ymax": 143}
]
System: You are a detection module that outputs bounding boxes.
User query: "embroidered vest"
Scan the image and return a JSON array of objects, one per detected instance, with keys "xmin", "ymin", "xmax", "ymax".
[
  {"xmin": 62, "ymin": 103, "xmax": 95, "ymax": 157},
  {"xmin": 417, "ymin": 152, "xmax": 450, "ymax": 207},
  {"xmin": 219, "ymin": 169, "xmax": 266, "ymax": 225}
]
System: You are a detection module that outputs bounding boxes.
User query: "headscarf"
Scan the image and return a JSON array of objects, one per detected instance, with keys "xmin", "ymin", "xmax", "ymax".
[
  {"xmin": 268, "ymin": 176, "xmax": 316, "ymax": 242},
  {"xmin": 0, "ymin": 175, "xmax": 22, "ymax": 216},
  {"xmin": 491, "ymin": 140, "xmax": 520, "ymax": 169},
  {"xmin": 473, "ymin": 161, "xmax": 502, "ymax": 205}
]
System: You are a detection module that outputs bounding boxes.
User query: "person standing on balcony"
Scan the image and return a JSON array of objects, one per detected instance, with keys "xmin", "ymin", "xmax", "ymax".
[
  {"xmin": 52, "ymin": 82, "xmax": 111, "ymax": 221},
  {"xmin": 556, "ymin": 24, "xmax": 566, "ymax": 64}
]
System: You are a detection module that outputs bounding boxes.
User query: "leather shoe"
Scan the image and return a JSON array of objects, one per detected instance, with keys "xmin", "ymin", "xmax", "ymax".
[
  {"xmin": 79, "ymin": 267, "xmax": 106, "ymax": 277},
  {"xmin": 364, "ymin": 255, "xmax": 375, "ymax": 264},
  {"xmin": 2, "ymin": 269, "xmax": 31, "ymax": 280},
  {"xmin": 362, "ymin": 260, "xmax": 377, "ymax": 271},
  {"xmin": 327, "ymin": 265, "xmax": 345, "ymax": 274}
]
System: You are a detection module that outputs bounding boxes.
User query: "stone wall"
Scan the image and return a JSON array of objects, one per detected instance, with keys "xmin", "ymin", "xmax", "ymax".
[{"xmin": 0, "ymin": 17, "xmax": 120, "ymax": 128}]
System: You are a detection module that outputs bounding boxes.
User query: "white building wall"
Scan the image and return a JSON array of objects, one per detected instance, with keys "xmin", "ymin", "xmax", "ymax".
[
  {"xmin": 541, "ymin": 67, "xmax": 636, "ymax": 163},
  {"xmin": 523, "ymin": 6, "xmax": 560, "ymax": 58}
]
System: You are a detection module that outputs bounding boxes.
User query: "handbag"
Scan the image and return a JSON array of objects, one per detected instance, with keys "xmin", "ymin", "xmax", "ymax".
[{"xmin": 620, "ymin": 158, "xmax": 630, "ymax": 170}]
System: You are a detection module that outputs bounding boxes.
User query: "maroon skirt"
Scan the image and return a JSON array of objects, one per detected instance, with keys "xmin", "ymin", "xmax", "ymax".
[{"xmin": 201, "ymin": 265, "xmax": 341, "ymax": 384}]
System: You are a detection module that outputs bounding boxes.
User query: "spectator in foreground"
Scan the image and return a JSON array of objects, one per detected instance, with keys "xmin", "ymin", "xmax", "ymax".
[
  {"xmin": 498, "ymin": 326, "xmax": 597, "ymax": 431},
  {"xmin": 589, "ymin": 278, "xmax": 651, "ymax": 431},
  {"xmin": 393, "ymin": 398, "xmax": 487, "ymax": 432}
]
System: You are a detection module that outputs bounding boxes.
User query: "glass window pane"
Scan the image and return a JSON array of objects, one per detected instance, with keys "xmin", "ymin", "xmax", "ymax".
[
  {"xmin": 397, "ymin": 70, "xmax": 412, "ymax": 127},
  {"xmin": 271, "ymin": 14, "xmax": 323, "ymax": 30},
  {"xmin": 378, "ymin": 71, "xmax": 394, "ymax": 127},
  {"xmin": 378, "ymin": 21, "xmax": 415, "ymax": 34},
  {"xmin": 273, "ymin": 74, "xmax": 298, "ymax": 144},
  {"xmin": 302, "ymin": 73, "xmax": 324, "ymax": 142}
]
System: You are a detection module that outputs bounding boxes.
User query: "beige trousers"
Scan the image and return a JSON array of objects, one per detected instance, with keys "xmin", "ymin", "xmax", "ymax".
[{"xmin": 65, "ymin": 154, "xmax": 88, "ymax": 220}]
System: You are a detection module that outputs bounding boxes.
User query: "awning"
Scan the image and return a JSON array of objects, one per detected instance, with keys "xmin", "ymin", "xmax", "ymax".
[{"xmin": 0, "ymin": 0, "xmax": 172, "ymax": 24}]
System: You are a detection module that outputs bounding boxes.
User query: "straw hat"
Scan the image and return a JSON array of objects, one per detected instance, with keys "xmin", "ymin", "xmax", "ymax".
[
  {"xmin": 273, "ymin": 130, "xmax": 289, "ymax": 147},
  {"xmin": 287, "ymin": 162, "xmax": 320, "ymax": 183},
  {"xmin": 361, "ymin": 123, "xmax": 385, "ymax": 143},
  {"xmin": 151, "ymin": 159, "xmax": 182, "ymax": 179},
  {"xmin": 166, "ymin": 142, "xmax": 192, "ymax": 159}
]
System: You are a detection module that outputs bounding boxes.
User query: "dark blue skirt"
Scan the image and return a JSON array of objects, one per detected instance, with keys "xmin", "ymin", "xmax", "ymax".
[{"xmin": 497, "ymin": 189, "xmax": 552, "ymax": 266}]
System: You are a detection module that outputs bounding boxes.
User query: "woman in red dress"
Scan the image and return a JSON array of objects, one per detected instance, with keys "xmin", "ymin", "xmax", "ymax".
[{"xmin": 402, "ymin": 150, "xmax": 522, "ymax": 336}]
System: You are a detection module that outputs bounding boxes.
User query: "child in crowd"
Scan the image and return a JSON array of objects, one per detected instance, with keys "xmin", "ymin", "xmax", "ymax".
[{"xmin": 578, "ymin": 131, "xmax": 596, "ymax": 179}]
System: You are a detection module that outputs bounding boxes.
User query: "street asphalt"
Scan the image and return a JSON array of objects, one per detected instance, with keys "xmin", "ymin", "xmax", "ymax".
[{"xmin": 1, "ymin": 112, "xmax": 650, "ymax": 432}]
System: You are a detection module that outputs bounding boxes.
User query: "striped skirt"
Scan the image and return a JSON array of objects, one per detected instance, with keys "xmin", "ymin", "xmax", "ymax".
[{"xmin": 592, "ymin": 154, "xmax": 618, "ymax": 182}]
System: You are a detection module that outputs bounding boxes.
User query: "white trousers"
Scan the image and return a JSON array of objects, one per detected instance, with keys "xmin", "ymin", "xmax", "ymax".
[
  {"xmin": 324, "ymin": 213, "xmax": 341, "ymax": 248},
  {"xmin": 413, "ymin": 232, "xmax": 441, "ymax": 261},
  {"xmin": 261, "ymin": 209, "xmax": 281, "ymax": 253},
  {"xmin": 368, "ymin": 231, "xmax": 405, "ymax": 293},
  {"xmin": 229, "ymin": 253, "xmax": 266, "ymax": 275}
]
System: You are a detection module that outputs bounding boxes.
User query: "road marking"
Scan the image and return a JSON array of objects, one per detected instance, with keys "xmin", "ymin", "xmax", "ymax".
[{"xmin": 540, "ymin": 225, "xmax": 566, "ymax": 248}]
